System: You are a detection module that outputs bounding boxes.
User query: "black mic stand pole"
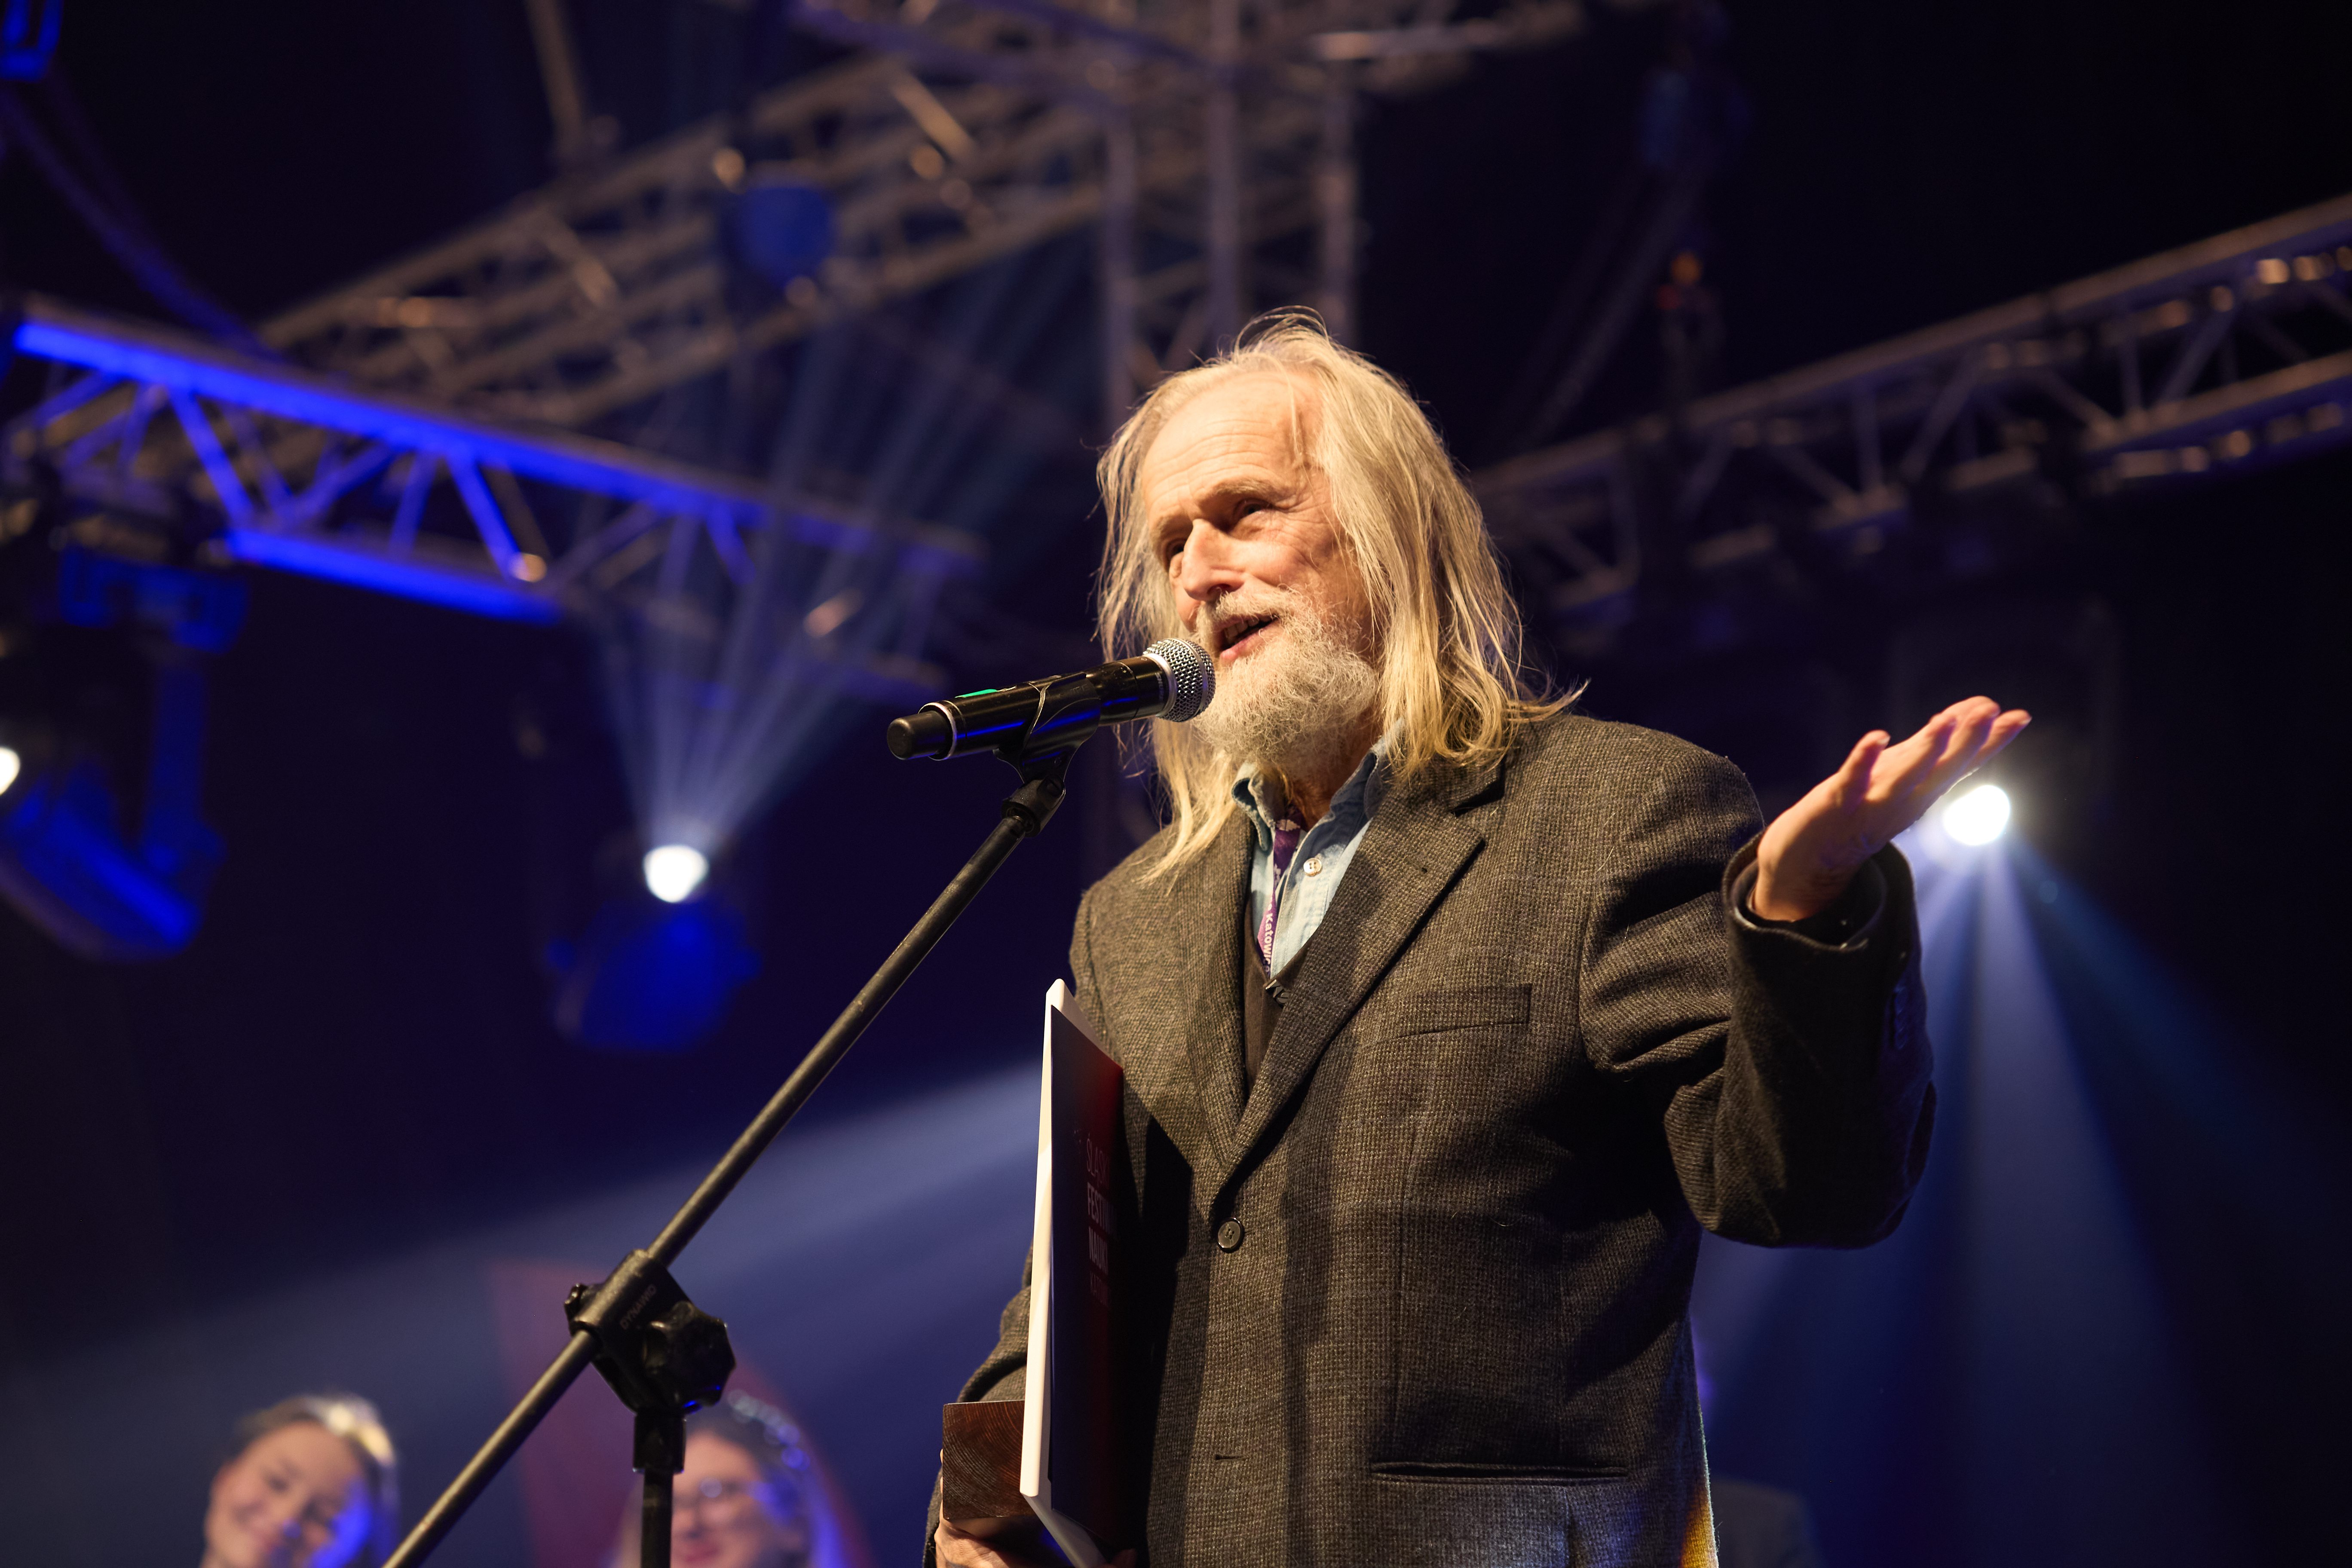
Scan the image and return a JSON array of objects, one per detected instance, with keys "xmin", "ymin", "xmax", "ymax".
[{"xmin": 383, "ymin": 726, "xmax": 1087, "ymax": 1568}]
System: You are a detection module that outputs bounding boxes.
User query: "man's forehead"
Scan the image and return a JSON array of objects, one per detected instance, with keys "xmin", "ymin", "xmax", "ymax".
[{"xmin": 1139, "ymin": 373, "xmax": 1317, "ymax": 495}]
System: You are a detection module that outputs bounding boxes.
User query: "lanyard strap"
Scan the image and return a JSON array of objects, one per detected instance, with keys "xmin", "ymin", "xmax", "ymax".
[{"xmin": 1257, "ymin": 817, "xmax": 1302, "ymax": 968}]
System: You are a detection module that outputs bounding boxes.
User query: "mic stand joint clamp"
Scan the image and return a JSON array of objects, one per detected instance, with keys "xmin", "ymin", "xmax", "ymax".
[
  {"xmin": 564, "ymin": 1251, "xmax": 737, "ymax": 1568},
  {"xmin": 994, "ymin": 738, "xmax": 1078, "ymax": 837}
]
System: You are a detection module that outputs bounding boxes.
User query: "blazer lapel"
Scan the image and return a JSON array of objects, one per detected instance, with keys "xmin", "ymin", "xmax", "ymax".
[
  {"xmin": 1226, "ymin": 770, "xmax": 1488, "ymax": 1168},
  {"xmin": 1118, "ymin": 814, "xmax": 1251, "ymax": 1183},
  {"xmin": 1186, "ymin": 818, "xmax": 1253, "ymax": 1162}
]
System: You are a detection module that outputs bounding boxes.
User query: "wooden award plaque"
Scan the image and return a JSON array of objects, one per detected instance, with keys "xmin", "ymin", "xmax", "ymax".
[{"xmin": 940, "ymin": 1400, "xmax": 1050, "ymax": 1552}]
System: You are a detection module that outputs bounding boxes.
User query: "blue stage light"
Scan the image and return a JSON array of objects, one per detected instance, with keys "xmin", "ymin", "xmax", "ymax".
[
  {"xmin": 0, "ymin": 0, "xmax": 61, "ymax": 81},
  {"xmin": 1942, "ymin": 782, "xmax": 2011, "ymax": 845},
  {"xmin": 0, "ymin": 552, "xmax": 239, "ymax": 959},
  {"xmin": 644, "ymin": 843, "xmax": 709, "ymax": 903},
  {"xmin": 548, "ymin": 890, "xmax": 759, "ymax": 1051},
  {"xmin": 729, "ymin": 176, "xmax": 835, "ymax": 289}
]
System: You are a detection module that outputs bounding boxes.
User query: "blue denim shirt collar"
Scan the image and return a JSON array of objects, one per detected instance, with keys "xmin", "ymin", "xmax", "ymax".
[
  {"xmin": 1231, "ymin": 737, "xmax": 1391, "ymax": 848},
  {"xmin": 1230, "ymin": 736, "xmax": 1393, "ymax": 977}
]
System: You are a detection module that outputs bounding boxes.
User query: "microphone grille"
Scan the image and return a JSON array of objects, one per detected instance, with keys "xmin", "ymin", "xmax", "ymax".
[{"xmin": 1145, "ymin": 638, "xmax": 1216, "ymax": 723}]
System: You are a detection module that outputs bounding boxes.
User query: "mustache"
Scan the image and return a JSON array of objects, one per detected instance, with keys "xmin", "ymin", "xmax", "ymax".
[{"xmin": 1194, "ymin": 586, "xmax": 1309, "ymax": 650}]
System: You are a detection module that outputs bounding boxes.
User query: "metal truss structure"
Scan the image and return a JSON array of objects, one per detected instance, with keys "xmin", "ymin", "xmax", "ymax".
[
  {"xmin": 3, "ymin": 296, "xmax": 976, "ymax": 701},
  {"xmin": 259, "ymin": 0, "xmax": 1609, "ymax": 438},
  {"xmin": 1477, "ymin": 193, "xmax": 2352, "ymax": 648},
  {"xmin": 6, "ymin": 0, "xmax": 1633, "ymax": 659}
]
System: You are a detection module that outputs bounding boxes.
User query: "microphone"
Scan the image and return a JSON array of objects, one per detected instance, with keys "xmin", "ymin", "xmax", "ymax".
[{"xmin": 886, "ymin": 638, "xmax": 1215, "ymax": 762}]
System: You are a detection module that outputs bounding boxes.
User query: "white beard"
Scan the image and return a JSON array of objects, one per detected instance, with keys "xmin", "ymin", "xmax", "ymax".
[{"xmin": 1190, "ymin": 587, "xmax": 1381, "ymax": 781}]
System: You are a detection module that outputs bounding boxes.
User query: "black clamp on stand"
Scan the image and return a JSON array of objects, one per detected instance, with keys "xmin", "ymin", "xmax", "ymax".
[{"xmin": 564, "ymin": 1251, "xmax": 737, "ymax": 1568}]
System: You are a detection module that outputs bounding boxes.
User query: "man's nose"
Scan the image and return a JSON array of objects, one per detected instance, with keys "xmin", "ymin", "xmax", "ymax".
[{"xmin": 1173, "ymin": 519, "xmax": 1243, "ymax": 606}]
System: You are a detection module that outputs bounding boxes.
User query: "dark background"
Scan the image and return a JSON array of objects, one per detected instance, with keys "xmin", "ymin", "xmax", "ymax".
[{"xmin": 1, "ymin": 0, "xmax": 2347, "ymax": 1562}]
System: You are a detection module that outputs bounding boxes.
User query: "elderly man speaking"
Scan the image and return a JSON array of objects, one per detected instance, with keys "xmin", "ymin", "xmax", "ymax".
[{"xmin": 932, "ymin": 317, "xmax": 2025, "ymax": 1568}]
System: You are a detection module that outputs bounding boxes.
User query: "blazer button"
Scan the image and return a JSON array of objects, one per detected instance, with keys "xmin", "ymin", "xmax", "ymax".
[{"xmin": 1216, "ymin": 1219, "xmax": 1246, "ymax": 1252}]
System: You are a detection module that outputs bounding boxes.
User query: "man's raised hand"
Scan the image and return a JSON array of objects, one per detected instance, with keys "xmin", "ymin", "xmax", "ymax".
[{"xmin": 1752, "ymin": 695, "xmax": 2030, "ymax": 922}]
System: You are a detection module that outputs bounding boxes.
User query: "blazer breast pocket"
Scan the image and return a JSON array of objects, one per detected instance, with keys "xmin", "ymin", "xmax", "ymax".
[{"xmin": 1379, "ymin": 982, "xmax": 1532, "ymax": 1039}]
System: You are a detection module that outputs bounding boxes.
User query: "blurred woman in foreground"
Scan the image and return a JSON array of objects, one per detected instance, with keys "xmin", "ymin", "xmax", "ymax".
[
  {"xmin": 200, "ymin": 1392, "xmax": 401, "ymax": 1568},
  {"xmin": 609, "ymin": 1392, "xmax": 815, "ymax": 1568}
]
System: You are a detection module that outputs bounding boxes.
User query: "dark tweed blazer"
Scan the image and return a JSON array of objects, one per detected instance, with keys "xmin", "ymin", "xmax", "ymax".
[{"xmin": 943, "ymin": 711, "xmax": 1931, "ymax": 1567}]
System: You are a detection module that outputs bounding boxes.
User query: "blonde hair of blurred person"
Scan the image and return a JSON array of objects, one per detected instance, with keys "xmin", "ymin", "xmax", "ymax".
[
  {"xmin": 610, "ymin": 1394, "xmax": 813, "ymax": 1568},
  {"xmin": 201, "ymin": 1393, "xmax": 400, "ymax": 1568},
  {"xmin": 1093, "ymin": 310, "xmax": 1565, "ymax": 873}
]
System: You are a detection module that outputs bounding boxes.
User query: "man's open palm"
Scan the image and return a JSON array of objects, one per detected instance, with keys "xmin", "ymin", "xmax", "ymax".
[{"xmin": 1753, "ymin": 695, "xmax": 2031, "ymax": 921}]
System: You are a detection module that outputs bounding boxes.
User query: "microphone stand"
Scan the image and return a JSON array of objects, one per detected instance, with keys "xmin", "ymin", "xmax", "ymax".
[{"xmin": 383, "ymin": 724, "xmax": 1090, "ymax": 1568}]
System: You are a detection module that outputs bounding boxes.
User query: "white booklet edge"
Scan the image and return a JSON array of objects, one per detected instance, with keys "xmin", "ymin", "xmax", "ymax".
[{"xmin": 1018, "ymin": 979, "xmax": 1108, "ymax": 1568}]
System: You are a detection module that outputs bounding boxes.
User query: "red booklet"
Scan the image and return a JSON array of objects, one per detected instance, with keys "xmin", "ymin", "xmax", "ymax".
[{"xmin": 1019, "ymin": 982, "xmax": 1127, "ymax": 1565}]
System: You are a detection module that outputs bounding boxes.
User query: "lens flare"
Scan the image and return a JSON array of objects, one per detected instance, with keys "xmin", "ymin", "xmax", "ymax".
[
  {"xmin": 0, "ymin": 747, "xmax": 18, "ymax": 796},
  {"xmin": 1942, "ymin": 783, "xmax": 2011, "ymax": 846},
  {"xmin": 643, "ymin": 844, "xmax": 710, "ymax": 903}
]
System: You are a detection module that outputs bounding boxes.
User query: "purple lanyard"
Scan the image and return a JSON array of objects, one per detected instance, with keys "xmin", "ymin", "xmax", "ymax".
[{"xmin": 1257, "ymin": 816, "xmax": 1302, "ymax": 968}]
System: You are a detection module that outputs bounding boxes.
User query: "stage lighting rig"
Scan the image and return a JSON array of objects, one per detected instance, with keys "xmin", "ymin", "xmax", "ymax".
[
  {"xmin": 643, "ymin": 843, "xmax": 709, "ymax": 903},
  {"xmin": 0, "ymin": 0, "xmax": 61, "ymax": 82},
  {"xmin": 516, "ymin": 680, "xmax": 763, "ymax": 1053},
  {"xmin": 0, "ymin": 514, "xmax": 243, "ymax": 959},
  {"xmin": 547, "ymin": 836, "xmax": 756, "ymax": 1052},
  {"xmin": 1481, "ymin": 193, "xmax": 2352, "ymax": 661},
  {"xmin": 723, "ymin": 171, "xmax": 836, "ymax": 294},
  {"xmin": 1942, "ymin": 783, "xmax": 2011, "ymax": 846}
]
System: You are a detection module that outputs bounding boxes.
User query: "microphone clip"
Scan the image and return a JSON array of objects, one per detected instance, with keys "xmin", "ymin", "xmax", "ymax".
[
  {"xmin": 999, "ymin": 756, "xmax": 1070, "ymax": 837},
  {"xmin": 992, "ymin": 681, "xmax": 1091, "ymax": 834}
]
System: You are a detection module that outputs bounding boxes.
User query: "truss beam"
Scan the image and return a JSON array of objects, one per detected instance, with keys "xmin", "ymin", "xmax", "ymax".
[
  {"xmin": 5, "ymin": 298, "xmax": 979, "ymax": 698},
  {"xmin": 251, "ymin": 2, "xmax": 1610, "ymax": 438},
  {"xmin": 1477, "ymin": 193, "xmax": 2352, "ymax": 631}
]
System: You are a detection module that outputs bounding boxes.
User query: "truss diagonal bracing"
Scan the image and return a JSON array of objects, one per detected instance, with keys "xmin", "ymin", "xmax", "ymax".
[
  {"xmin": 4, "ymin": 297, "xmax": 978, "ymax": 702},
  {"xmin": 1477, "ymin": 193, "xmax": 2352, "ymax": 642},
  {"xmin": 259, "ymin": 0, "xmax": 1604, "ymax": 435}
]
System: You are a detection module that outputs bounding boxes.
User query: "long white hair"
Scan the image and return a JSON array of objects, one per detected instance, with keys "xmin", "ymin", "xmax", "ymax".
[{"xmin": 1096, "ymin": 313, "xmax": 1564, "ymax": 874}]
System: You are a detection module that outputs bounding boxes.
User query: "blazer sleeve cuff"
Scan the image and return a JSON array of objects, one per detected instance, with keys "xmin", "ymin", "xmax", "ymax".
[{"xmin": 1727, "ymin": 838, "xmax": 1889, "ymax": 952}]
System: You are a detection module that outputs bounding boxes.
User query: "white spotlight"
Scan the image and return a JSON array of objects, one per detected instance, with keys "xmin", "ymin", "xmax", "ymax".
[
  {"xmin": 643, "ymin": 844, "xmax": 710, "ymax": 903},
  {"xmin": 1942, "ymin": 783, "xmax": 2011, "ymax": 846},
  {"xmin": 0, "ymin": 746, "xmax": 17, "ymax": 797}
]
